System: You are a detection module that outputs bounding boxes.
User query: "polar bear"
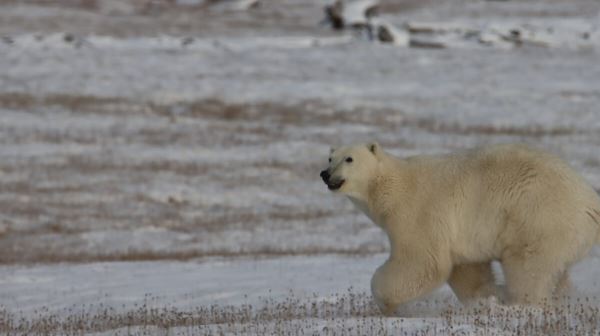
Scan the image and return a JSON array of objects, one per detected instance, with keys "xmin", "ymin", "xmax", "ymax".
[{"xmin": 320, "ymin": 142, "xmax": 600, "ymax": 315}]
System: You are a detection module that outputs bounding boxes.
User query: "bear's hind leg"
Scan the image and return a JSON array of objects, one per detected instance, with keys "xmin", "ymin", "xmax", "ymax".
[
  {"xmin": 448, "ymin": 262, "xmax": 503, "ymax": 304},
  {"xmin": 502, "ymin": 255, "xmax": 565, "ymax": 306},
  {"xmin": 553, "ymin": 270, "xmax": 572, "ymax": 302}
]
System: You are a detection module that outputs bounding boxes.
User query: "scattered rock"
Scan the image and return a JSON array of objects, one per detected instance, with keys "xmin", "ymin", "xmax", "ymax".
[
  {"xmin": 323, "ymin": 0, "xmax": 379, "ymax": 30},
  {"xmin": 211, "ymin": 0, "xmax": 260, "ymax": 11},
  {"xmin": 181, "ymin": 37, "xmax": 194, "ymax": 47},
  {"xmin": 167, "ymin": 195, "xmax": 184, "ymax": 205},
  {"xmin": 373, "ymin": 19, "xmax": 409, "ymax": 46},
  {"xmin": 405, "ymin": 22, "xmax": 476, "ymax": 35},
  {"xmin": 492, "ymin": 26, "xmax": 552, "ymax": 47},
  {"xmin": 64, "ymin": 33, "xmax": 75, "ymax": 43},
  {"xmin": 409, "ymin": 37, "xmax": 446, "ymax": 49},
  {"xmin": 404, "ymin": 22, "xmax": 568, "ymax": 49},
  {"xmin": 63, "ymin": 33, "xmax": 89, "ymax": 48},
  {"xmin": 478, "ymin": 31, "xmax": 512, "ymax": 48},
  {"xmin": 323, "ymin": 0, "xmax": 410, "ymax": 46},
  {"xmin": 323, "ymin": 1, "xmax": 344, "ymax": 29}
]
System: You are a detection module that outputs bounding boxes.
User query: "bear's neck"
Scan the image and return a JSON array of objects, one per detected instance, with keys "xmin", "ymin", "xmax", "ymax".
[
  {"xmin": 367, "ymin": 162, "xmax": 419, "ymax": 259},
  {"xmin": 350, "ymin": 155, "xmax": 412, "ymax": 230}
]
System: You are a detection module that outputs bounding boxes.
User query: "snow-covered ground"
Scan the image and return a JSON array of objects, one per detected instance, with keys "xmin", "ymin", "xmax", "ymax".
[
  {"xmin": 1, "ymin": 0, "xmax": 600, "ymax": 334},
  {"xmin": 1, "ymin": 253, "xmax": 600, "ymax": 334}
]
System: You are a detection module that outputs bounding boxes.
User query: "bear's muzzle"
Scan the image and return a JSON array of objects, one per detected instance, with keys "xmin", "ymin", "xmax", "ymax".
[
  {"xmin": 320, "ymin": 170, "xmax": 330, "ymax": 183},
  {"xmin": 320, "ymin": 170, "xmax": 344, "ymax": 190}
]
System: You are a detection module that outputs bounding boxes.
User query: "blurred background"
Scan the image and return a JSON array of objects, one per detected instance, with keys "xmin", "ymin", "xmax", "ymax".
[
  {"xmin": 1, "ymin": 0, "xmax": 600, "ymax": 334},
  {"xmin": 2, "ymin": 0, "xmax": 600, "ymax": 263}
]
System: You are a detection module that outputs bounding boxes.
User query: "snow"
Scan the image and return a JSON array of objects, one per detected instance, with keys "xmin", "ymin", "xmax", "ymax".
[
  {"xmin": 0, "ymin": 0, "xmax": 600, "ymax": 334},
  {"xmin": 1, "ymin": 252, "xmax": 599, "ymax": 334},
  {"xmin": 0, "ymin": 255, "xmax": 383, "ymax": 314}
]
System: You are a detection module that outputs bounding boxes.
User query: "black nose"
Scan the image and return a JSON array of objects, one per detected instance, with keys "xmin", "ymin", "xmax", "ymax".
[{"xmin": 320, "ymin": 170, "xmax": 330, "ymax": 183}]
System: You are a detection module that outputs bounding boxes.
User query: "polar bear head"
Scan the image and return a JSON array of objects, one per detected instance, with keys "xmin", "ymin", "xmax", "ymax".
[{"xmin": 320, "ymin": 142, "xmax": 381, "ymax": 198}]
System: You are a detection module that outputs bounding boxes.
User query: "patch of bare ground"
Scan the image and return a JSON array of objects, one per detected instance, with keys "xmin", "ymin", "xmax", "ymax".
[
  {"xmin": 0, "ymin": 0, "xmax": 211, "ymax": 12},
  {"xmin": 186, "ymin": 99, "xmax": 577, "ymax": 137},
  {"xmin": 380, "ymin": 0, "xmax": 437, "ymax": 14},
  {"xmin": 0, "ymin": 0, "xmax": 99, "ymax": 10},
  {"xmin": 0, "ymin": 247, "xmax": 385, "ymax": 265},
  {"xmin": 0, "ymin": 0, "xmax": 323, "ymax": 38},
  {"xmin": 1, "ymin": 290, "xmax": 599, "ymax": 335},
  {"xmin": 380, "ymin": 0, "xmax": 600, "ymax": 19},
  {"xmin": 0, "ymin": 92, "xmax": 128, "ymax": 112},
  {"xmin": 185, "ymin": 208, "xmax": 341, "ymax": 233},
  {"xmin": 25, "ymin": 156, "xmax": 312, "ymax": 180},
  {"xmin": 0, "ymin": 93, "xmax": 361, "ymax": 126},
  {"xmin": 0, "ymin": 92, "xmax": 589, "ymax": 264},
  {"xmin": 405, "ymin": 117, "xmax": 575, "ymax": 137},
  {"xmin": 0, "ymin": 92, "xmax": 580, "ymax": 137},
  {"xmin": 560, "ymin": 90, "xmax": 600, "ymax": 99}
]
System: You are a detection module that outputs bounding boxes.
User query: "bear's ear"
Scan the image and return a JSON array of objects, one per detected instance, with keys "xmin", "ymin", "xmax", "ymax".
[
  {"xmin": 367, "ymin": 142, "xmax": 380, "ymax": 156},
  {"xmin": 330, "ymin": 147, "xmax": 335, "ymax": 154}
]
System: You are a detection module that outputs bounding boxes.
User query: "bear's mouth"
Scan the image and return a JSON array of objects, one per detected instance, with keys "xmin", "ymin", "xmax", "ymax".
[{"xmin": 327, "ymin": 179, "xmax": 345, "ymax": 191}]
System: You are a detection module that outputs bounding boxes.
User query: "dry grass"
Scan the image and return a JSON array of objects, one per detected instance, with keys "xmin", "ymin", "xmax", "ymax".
[
  {"xmin": 0, "ymin": 0, "xmax": 99, "ymax": 10},
  {"xmin": 0, "ymin": 290, "xmax": 380, "ymax": 335},
  {"xmin": 0, "ymin": 92, "xmax": 580, "ymax": 137},
  {"xmin": 441, "ymin": 296, "xmax": 600, "ymax": 336},
  {"xmin": 0, "ymin": 92, "xmax": 590, "ymax": 265},
  {"xmin": 406, "ymin": 117, "xmax": 575, "ymax": 137},
  {"xmin": 0, "ymin": 92, "xmax": 127, "ymax": 111},
  {"xmin": 1, "ymin": 290, "xmax": 599, "ymax": 335},
  {"xmin": 0, "ymin": 248, "xmax": 385, "ymax": 265}
]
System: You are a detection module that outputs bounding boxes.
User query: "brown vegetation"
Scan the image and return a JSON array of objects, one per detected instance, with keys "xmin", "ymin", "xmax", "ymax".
[
  {"xmin": 0, "ymin": 92, "xmax": 579, "ymax": 137},
  {"xmin": 0, "ymin": 92, "xmax": 591, "ymax": 264},
  {"xmin": 1, "ymin": 290, "xmax": 598, "ymax": 335}
]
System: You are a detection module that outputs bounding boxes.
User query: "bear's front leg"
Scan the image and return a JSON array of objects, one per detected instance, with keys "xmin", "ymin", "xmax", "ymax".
[
  {"xmin": 448, "ymin": 262, "xmax": 505, "ymax": 304},
  {"xmin": 371, "ymin": 257, "xmax": 451, "ymax": 316}
]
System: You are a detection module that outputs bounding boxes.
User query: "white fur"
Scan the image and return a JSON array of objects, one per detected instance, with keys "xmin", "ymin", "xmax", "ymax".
[{"xmin": 324, "ymin": 143, "xmax": 600, "ymax": 315}]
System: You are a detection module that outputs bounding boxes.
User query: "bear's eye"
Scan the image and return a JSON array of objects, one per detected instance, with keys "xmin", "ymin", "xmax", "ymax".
[
  {"xmin": 345, "ymin": 157, "xmax": 353, "ymax": 163},
  {"xmin": 328, "ymin": 158, "xmax": 331, "ymax": 163}
]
